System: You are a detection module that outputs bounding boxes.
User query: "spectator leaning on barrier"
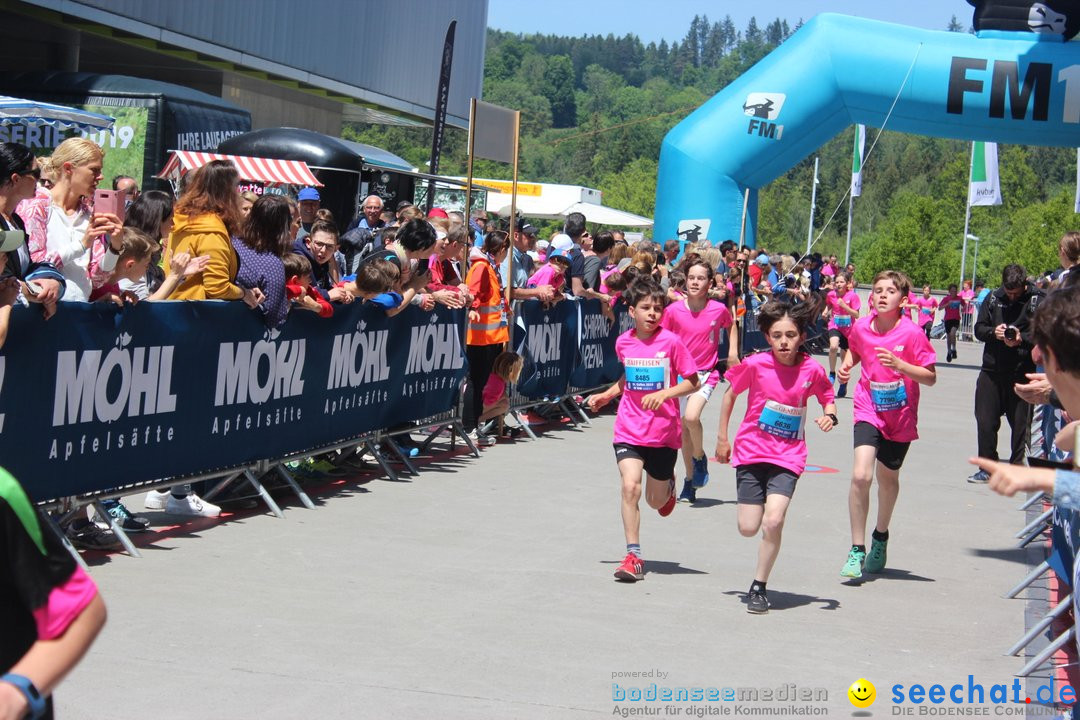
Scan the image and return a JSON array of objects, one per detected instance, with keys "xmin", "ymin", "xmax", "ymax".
[
  {"xmin": 968, "ymin": 264, "xmax": 1045, "ymax": 482},
  {"xmin": 341, "ymin": 194, "xmax": 386, "ymax": 274},
  {"xmin": 292, "ymin": 220, "xmax": 352, "ymax": 305},
  {"xmin": 233, "ymin": 194, "xmax": 292, "ymax": 328},
  {"xmin": 0, "ymin": 142, "xmax": 65, "ymax": 318},
  {"xmin": 464, "ymin": 230, "xmax": 511, "ymax": 434},
  {"xmin": 19, "ymin": 138, "xmax": 123, "ymax": 303},
  {"xmin": 165, "ymin": 160, "xmax": 262, "ymax": 308},
  {"xmin": 502, "ymin": 217, "xmax": 554, "ymax": 304}
]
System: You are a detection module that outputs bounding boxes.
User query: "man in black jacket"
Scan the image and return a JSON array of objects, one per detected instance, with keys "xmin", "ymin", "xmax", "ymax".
[{"xmin": 969, "ymin": 264, "xmax": 1044, "ymax": 482}]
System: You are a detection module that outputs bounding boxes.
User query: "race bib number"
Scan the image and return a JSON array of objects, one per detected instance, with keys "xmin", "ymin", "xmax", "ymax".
[
  {"xmin": 949, "ymin": 301, "xmax": 961, "ymax": 310},
  {"xmin": 834, "ymin": 315, "xmax": 852, "ymax": 327},
  {"xmin": 624, "ymin": 357, "xmax": 670, "ymax": 392},
  {"xmin": 870, "ymin": 380, "xmax": 907, "ymax": 412},
  {"xmin": 757, "ymin": 400, "xmax": 806, "ymax": 440},
  {"xmin": 919, "ymin": 307, "xmax": 933, "ymax": 315}
]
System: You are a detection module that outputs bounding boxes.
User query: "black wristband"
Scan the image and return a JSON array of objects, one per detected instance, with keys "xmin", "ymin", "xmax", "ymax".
[{"xmin": 826, "ymin": 413, "xmax": 839, "ymax": 425}]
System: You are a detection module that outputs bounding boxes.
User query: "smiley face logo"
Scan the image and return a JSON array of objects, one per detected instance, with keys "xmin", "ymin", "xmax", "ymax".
[{"xmin": 847, "ymin": 678, "xmax": 876, "ymax": 708}]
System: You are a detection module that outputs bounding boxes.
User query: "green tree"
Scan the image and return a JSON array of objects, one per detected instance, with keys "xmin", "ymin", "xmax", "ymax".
[{"xmin": 543, "ymin": 55, "xmax": 577, "ymax": 128}]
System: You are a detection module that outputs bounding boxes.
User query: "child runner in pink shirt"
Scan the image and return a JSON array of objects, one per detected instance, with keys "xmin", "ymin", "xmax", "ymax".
[
  {"xmin": 824, "ymin": 272, "xmax": 860, "ymax": 398},
  {"xmin": 588, "ymin": 278, "xmax": 700, "ymax": 583},
  {"xmin": 914, "ymin": 285, "xmax": 938, "ymax": 340},
  {"xmin": 716, "ymin": 300, "xmax": 836, "ymax": 614},
  {"xmin": 940, "ymin": 283, "xmax": 966, "ymax": 362},
  {"xmin": 660, "ymin": 259, "xmax": 737, "ymax": 504},
  {"xmin": 837, "ymin": 270, "xmax": 937, "ymax": 579}
]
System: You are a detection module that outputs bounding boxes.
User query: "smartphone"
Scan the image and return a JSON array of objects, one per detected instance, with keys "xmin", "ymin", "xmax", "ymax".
[
  {"xmin": 24, "ymin": 281, "xmax": 41, "ymax": 297},
  {"xmin": 92, "ymin": 189, "xmax": 125, "ymax": 223}
]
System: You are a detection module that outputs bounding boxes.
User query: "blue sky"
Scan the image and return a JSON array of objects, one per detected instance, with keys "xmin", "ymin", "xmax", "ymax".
[{"xmin": 486, "ymin": 1, "xmax": 968, "ymax": 43}]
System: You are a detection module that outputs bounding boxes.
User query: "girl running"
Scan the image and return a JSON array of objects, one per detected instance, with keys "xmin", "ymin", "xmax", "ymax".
[
  {"xmin": 715, "ymin": 300, "xmax": 837, "ymax": 614},
  {"xmin": 660, "ymin": 258, "xmax": 738, "ymax": 504},
  {"xmin": 824, "ymin": 272, "xmax": 860, "ymax": 398},
  {"xmin": 588, "ymin": 278, "xmax": 700, "ymax": 582},
  {"xmin": 914, "ymin": 285, "xmax": 938, "ymax": 339},
  {"xmin": 837, "ymin": 270, "xmax": 937, "ymax": 579},
  {"xmin": 940, "ymin": 283, "xmax": 966, "ymax": 362}
]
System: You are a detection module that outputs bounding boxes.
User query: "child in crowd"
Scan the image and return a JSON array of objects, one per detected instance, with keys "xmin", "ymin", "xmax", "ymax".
[
  {"xmin": 348, "ymin": 257, "xmax": 414, "ymax": 317},
  {"xmin": 602, "ymin": 267, "xmax": 629, "ymax": 308},
  {"xmin": 475, "ymin": 351, "xmax": 524, "ymax": 446},
  {"xmin": 660, "ymin": 258, "xmax": 736, "ymax": 503},
  {"xmin": 824, "ymin": 271, "xmax": 860, "ymax": 397},
  {"xmin": 284, "ymin": 253, "xmax": 334, "ymax": 318},
  {"xmin": 526, "ymin": 249, "xmax": 571, "ymax": 294},
  {"xmin": 940, "ymin": 283, "xmax": 966, "ymax": 362},
  {"xmin": 837, "ymin": 270, "xmax": 937, "ymax": 579},
  {"xmin": 914, "ymin": 285, "xmax": 939, "ymax": 339},
  {"xmin": 715, "ymin": 299, "xmax": 836, "ymax": 613},
  {"xmin": 666, "ymin": 270, "xmax": 687, "ymax": 301},
  {"xmin": 587, "ymin": 278, "xmax": 700, "ymax": 582}
]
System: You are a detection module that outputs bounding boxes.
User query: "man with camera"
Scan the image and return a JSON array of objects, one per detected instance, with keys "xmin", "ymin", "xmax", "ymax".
[{"xmin": 968, "ymin": 264, "xmax": 1044, "ymax": 482}]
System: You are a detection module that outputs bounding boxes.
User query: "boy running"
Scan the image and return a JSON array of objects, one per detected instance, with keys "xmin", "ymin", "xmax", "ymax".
[
  {"xmin": 837, "ymin": 271, "xmax": 937, "ymax": 579},
  {"xmin": 589, "ymin": 278, "xmax": 700, "ymax": 582}
]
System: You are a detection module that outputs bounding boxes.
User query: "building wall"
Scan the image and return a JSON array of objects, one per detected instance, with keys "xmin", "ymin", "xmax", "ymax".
[{"xmin": 18, "ymin": 0, "xmax": 487, "ymax": 127}]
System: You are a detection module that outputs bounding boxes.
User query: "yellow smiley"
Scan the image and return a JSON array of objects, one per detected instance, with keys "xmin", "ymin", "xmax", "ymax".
[{"xmin": 848, "ymin": 678, "xmax": 876, "ymax": 708}]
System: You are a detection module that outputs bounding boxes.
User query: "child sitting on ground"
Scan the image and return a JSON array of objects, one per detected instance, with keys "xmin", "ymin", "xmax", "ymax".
[
  {"xmin": 527, "ymin": 249, "xmax": 571, "ymax": 293},
  {"xmin": 284, "ymin": 253, "xmax": 333, "ymax": 318},
  {"xmin": 476, "ymin": 351, "xmax": 525, "ymax": 443}
]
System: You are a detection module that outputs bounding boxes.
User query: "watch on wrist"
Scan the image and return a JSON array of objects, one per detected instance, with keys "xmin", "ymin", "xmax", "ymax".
[
  {"xmin": 826, "ymin": 413, "xmax": 839, "ymax": 425},
  {"xmin": 1, "ymin": 673, "xmax": 46, "ymax": 719}
]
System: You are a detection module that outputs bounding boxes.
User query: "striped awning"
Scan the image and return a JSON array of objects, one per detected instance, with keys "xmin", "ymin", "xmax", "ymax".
[{"xmin": 157, "ymin": 150, "xmax": 323, "ymax": 187}]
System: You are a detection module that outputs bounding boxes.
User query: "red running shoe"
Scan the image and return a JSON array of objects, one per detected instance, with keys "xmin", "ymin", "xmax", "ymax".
[
  {"xmin": 614, "ymin": 553, "xmax": 645, "ymax": 582},
  {"xmin": 657, "ymin": 488, "xmax": 677, "ymax": 517}
]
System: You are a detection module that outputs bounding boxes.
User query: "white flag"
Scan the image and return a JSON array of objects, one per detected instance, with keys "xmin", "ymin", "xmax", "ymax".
[
  {"xmin": 968, "ymin": 141, "xmax": 1002, "ymax": 207},
  {"xmin": 851, "ymin": 124, "xmax": 866, "ymax": 198},
  {"xmin": 1074, "ymin": 148, "xmax": 1079, "ymax": 213}
]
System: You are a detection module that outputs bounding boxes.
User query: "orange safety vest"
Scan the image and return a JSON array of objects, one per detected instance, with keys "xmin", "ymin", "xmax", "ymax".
[{"xmin": 466, "ymin": 256, "xmax": 509, "ymax": 346}]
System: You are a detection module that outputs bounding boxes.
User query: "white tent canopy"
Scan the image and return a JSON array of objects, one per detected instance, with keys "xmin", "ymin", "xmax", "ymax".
[{"xmin": 455, "ymin": 178, "xmax": 653, "ymax": 227}]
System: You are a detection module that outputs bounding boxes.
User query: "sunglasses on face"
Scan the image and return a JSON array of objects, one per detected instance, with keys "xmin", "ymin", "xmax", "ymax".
[{"xmin": 21, "ymin": 167, "xmax": 40, "ymax": 180}]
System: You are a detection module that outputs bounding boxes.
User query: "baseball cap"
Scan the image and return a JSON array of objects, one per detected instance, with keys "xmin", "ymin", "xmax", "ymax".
[
  {"xmin": 550, "ymin": 234, "xmax": 574, "ymax": 253},
  {"xmin": 522, "ymin": 223, "xmax": 538, "ymax": 236},
  {"xmin": 428, "ymin": 207, "xmax": 449, "ymax": 219},
  {"xmin": 548, "ymin": 248, "xmax": 572, "ymax": 263},
  {"xmin": 754, "ymin": 254, "xmax": 770, "ymax": 266},
  {"xmin": 0, "ymin": 228, "xmax": 26, "ymax": 253},
  {"xmin": 535, "ymin": 239, "xmax": 550, "ymax": 251},
  {"xmin": 298, "ymin": 187, "xmax": 320, "ymax": 202}
]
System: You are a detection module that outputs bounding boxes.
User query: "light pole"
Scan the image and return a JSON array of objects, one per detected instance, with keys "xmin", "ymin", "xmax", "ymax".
[{"xmin": 966, "ymin": 234, "xmax": 980, "ymax": 286}]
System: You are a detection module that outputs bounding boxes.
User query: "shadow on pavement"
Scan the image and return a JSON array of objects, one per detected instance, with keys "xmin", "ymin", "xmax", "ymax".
[
  {"xmin": 967, "ymin": 546, "xmax": 1039, "ymax": 565},
  {"xmin": 841, "ymin": 568, "xmax": 935, "ymax": 585},
  {"xmin": 599, "ymin": 559, "xmax": 708, "ymax": 575},
  {"xmin": 688, "ymin": 498, "xmax": 735, "ymax": 508},
  {"xmin": 721, "ymin": 589, "xmax": 841, "ymax": 611}
]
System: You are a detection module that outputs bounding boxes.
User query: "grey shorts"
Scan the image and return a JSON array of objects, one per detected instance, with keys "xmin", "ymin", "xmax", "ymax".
[{"xmin": 735, "ymin": 462, "xmax": 799, "ymax": 505}]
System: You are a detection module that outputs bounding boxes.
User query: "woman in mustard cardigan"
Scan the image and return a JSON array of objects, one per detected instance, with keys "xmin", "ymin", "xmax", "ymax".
[{"xmin": 165, "ymin": 160, "xmax": 262, "ymax": 307}]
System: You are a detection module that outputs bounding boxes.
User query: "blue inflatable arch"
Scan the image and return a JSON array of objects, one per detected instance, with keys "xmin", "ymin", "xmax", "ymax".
[{"xmin": 655, "ymin": 13, "xmax": 1080, "ymax": 248}]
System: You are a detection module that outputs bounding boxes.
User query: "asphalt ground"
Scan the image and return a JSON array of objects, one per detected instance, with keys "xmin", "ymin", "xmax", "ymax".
[{"xmin": 55, "ymin": 338, "xmax": 1052, "ymax": 719}]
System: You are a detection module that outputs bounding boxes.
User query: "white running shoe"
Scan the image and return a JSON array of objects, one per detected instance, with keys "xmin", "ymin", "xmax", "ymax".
[
  {"xmin": 165, "ymin": 493, "xmax": 221, "ymax": 518},
  {"xmin": 144, "ymin": 489, "xmax": 170, "ymax": 510}
]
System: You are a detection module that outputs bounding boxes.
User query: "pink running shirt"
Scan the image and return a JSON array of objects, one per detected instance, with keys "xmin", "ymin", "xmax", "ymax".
[
  {"xmin": 914, "ymin": 296, "xmax": 938, "ymax": 327},
  {"xmin": 482, "ymin": 374, "xmax": 506, "ymax": 408},
  {"xmin": 660, "ymin": 298, "xmax": 733, "ymax": 385},
  {"xmin": 613, "ymin": 327, "xmax": 697, "ymax": 449},
  {"xmin": 826, "ymin": 290, "xmax": 860, "ymax": 333},
  {"xmin": 941, "ymin": 293, "xmax": 965, "ymax": 321},
  {"xmin": 725, "ymin": 351, "xmax": 834, "ymax": 476},
  {"xmin": 848, "ymin": 315, "xmax": 937, "ymax": 442},
  {"xmin": 527, "ymin": 263, "xmax": 564, "ymax": 289}
]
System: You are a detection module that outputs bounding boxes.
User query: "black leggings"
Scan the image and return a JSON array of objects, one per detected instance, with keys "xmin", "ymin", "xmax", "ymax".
[{"xmin": 464, "ymin": 343, "xmax": 504, "ymax": 431}]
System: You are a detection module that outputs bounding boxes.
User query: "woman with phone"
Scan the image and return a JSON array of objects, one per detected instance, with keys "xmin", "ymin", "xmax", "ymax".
[
  {"xmin": 0, "ymin": 142, "xmax": 66, "ymax": 319},
  {"xmin": 18, "ymin": 137, "xmax": 123, "ymax": 302}
]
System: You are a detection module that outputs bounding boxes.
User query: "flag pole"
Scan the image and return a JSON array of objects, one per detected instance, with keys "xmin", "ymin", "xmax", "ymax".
[
  {"xmin": 464, "ymin": 98, "xmax": 477, "ymax": 269},
  {"xmin": 960, "ymin": 142, "xmax": 974, "ymax": 286},
  {"xmin": 506, "ymin": 109, "xmax": 521, "ymax": 326},
  {"xmin": 844, "ymin": 193, "xmax": 854, "ymax": 267},
  {"xmin": 806, "ymin": 156, "xmax": 819, "ymax": 256}
]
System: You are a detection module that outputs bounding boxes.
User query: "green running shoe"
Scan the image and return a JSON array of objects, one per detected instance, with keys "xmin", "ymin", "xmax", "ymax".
[
  {"xmin": 841, "ymin": 547, "xmax": 866, "ymax": 578},
  {"xmin": 864, "ymin": 537, "xmax": 888, "ymax": 573}
]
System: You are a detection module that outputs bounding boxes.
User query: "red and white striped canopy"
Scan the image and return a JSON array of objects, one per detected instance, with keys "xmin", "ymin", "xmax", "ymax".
[{"xmin": 157, "ymin": 150, "xmax": 323, "ymax": 187}]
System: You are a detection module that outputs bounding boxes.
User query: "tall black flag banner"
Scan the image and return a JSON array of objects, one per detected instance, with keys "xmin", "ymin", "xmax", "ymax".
[{"xmin": 425, "ymin": 20, "xmax": 457, "ymax": 212}]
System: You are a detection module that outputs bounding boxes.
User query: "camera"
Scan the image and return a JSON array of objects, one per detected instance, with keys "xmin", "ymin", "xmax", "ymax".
[
  {"xmin": 783, "ymin": 273, "xmax": 797, "ymax": 288},
  {"xmin": 1004, "ymin": 326, "xmax": 1019, "ymax": 342}
]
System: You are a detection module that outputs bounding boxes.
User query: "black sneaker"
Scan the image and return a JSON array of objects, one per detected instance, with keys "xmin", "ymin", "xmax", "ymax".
[
  {"xmin": 67, "ymin": 519, "xmax": 121, "ymax": 551},
  {"xmin": 103, "ymin": 502, "xmax": 150, "ymax": 532},
  {"xmin": 747, "ymin": 589, "xmax": 770, "ymax": 614}
]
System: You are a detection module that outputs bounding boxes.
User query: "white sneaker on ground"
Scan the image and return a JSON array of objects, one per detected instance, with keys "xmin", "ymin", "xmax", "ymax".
[
  {"xmin": 469, "ymin": 430, "xmax": 496, "ymax": 448},
  {"xmin": 144, "ymin": 489, "xmax": 170, "ymax": 510},
  {"xmin": 165, "ymin": 493, "xmax": 221, "ymax": 517}
]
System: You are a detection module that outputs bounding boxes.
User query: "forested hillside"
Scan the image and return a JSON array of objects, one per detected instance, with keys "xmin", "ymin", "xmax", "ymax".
[{"xmin": 343, "ymin": 14, "xmax": 1077, "ymax": 286}]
